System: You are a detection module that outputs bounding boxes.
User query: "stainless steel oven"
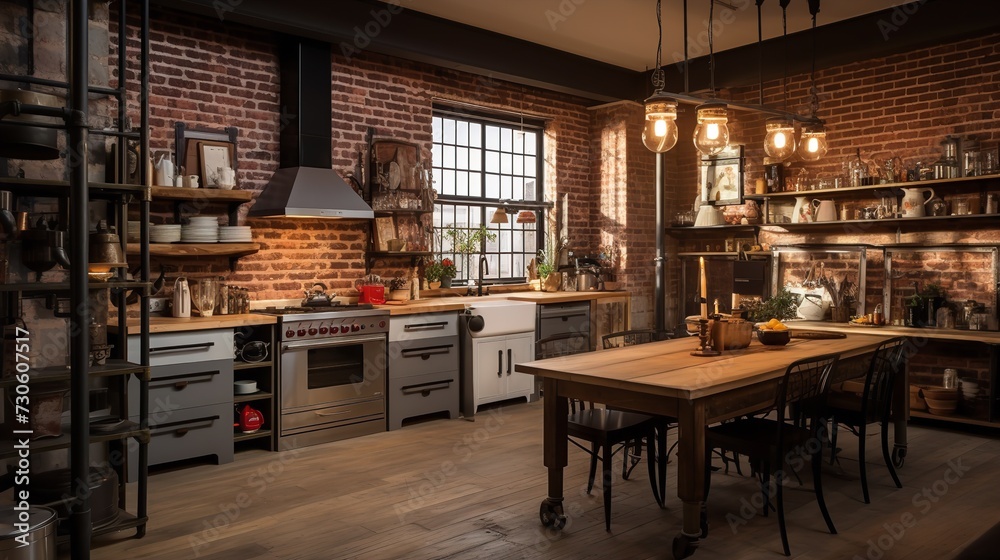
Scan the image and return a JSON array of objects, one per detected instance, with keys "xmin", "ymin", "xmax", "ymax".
[{"xmin": 256, "ymin": 305, "xmax": 389, "ymax": 449}]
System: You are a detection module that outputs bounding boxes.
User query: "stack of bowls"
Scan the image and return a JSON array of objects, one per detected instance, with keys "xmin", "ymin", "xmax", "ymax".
[
  {"xmin": 922, "ymin": 387, "xmax": 958, "ymax": 416},
  {"xmin": 961, "ymin": 379, "xmax": 979, "ymax": 401},
  {"xmin": 218, "ymin": 226, "xmax": 252, "ymax": 243},
  {"xmin": 909, "ymin": 385, "xmax": 926, "ymax": 411},
  {"xmin": 181, "ymin": 216, "xmax": 220, "ymax": 243},
  {"xmin": 149, "ymin": 224, "xmax": 181, "ymax": 244}
]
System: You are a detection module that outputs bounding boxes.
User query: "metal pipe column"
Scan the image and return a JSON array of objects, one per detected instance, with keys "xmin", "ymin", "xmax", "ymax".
[{"xmin": 654, "ymin": 152, "xmax": 666, "ymax": 337}]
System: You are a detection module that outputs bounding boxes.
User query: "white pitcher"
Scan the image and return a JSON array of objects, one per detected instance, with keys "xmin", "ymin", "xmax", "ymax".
[
  {"xmin": 172, "ymin": 277, "xmax": 190, "ymax": 318},
  {"xmin": 900, "ymin": 187, "xmax": 935, "ymax": 218},
  {"xmin": 154, "ymin": 153, "xmax": 175, "ymax": 187},
  {"xmin": 812, "ymin": 199, "xmax": 837, "ymax": 222},
  {"xmin": 792, "ymin": 196, "xmax": 814, "ymax": 223},
  {"xmin": 217, "ymin": 166, "xmax": 236, "ymax": 189}
]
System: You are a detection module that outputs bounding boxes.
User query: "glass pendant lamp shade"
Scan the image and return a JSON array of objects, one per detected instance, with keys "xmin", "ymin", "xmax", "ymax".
[
  {"xmin": 798, "ymin": 125, "xmax": 828, "ymax": 161},
  {"xmin": 693, "ymin": 102, "xmax": 730, "ymax": 156},
  {"xmin": 642, "ymin": 95, "xmax": 679, "ymax": 153},
  {"xmin": 764, "ymin": 117, "xmax": 797, "ymax": 162}
]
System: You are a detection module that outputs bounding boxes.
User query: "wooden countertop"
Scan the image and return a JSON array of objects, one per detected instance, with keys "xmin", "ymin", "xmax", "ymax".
[
  {"xmin": 793, "ymin": 320, "xmax": 1000, "ymax": 344},
  {"xmin": 112, "ymin": 314, "xmax": 277, "ymax": 335},
  {"xmin": 375, "ymin": 291, "xmax": 630, "ymax": 315}
]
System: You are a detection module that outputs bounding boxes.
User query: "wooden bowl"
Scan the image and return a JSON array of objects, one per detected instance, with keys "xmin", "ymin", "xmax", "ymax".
[
  {"xmin": 924, "ymin": 396, "xmax": 958, "ymax": 411},
  {"xmin": 922, "ymin": 387, "xmax": 958, "ymax": 400},
  {"xmin": 926, "ymin": 405, "xmax": 957, "ymax": 416},
  {"xmin": 756, "ymin": 329, "xmax": 790, "ymax": 346}
]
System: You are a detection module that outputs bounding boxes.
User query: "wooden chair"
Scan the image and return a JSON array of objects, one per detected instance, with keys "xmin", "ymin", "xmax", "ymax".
[
  {"xmin": 826, "ymin": 337, "xmax": 907, "ymax": 504},
  {"xmin": 536, "ymin": 333, "xmax": 666, "ymax": 531},
  {"xmin": 601, "ymin": 329, "xmax": 658, "ymax": 349},
  {"xmin": 705, "ymin": 353, "xmax": 840, "ymax": 556}
]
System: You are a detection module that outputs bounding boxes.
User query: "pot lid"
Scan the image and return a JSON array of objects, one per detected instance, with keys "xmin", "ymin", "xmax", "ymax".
[{"xmin": 0, "ymin": 506, "xmax": 58, "ymax": 537}]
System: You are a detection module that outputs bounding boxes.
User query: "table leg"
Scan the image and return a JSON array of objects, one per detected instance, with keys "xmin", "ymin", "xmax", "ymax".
[
  {"xmin": 540, "ymin": 378, "xmax": 568, "ymax": 529},
  {"xmin": 891, "ymin": 357, "xmax": 909, "ymax": 468},
  {"xmin": 672, "ymin": 399, "xmax": 706, "ymax": 559}
]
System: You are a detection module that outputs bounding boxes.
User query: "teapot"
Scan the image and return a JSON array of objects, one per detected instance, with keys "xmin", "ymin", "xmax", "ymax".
[
  {"xmin": 172, "ymin": 277, "xmax": 191, "ymax": 318},
  {"xmin": 812, "ymin": 199, "xmax": 837, "ymax": 222},
  {"xmin": 237, "ymin": 404, "xmax": 264, "ymax": 433},
  {"xmin": 900, "ymin": 187, "xmax": 936, "ymax": 218},
  {"xmin": 302, "ymin": 282, "xmax": 334, "ymax": 307}
]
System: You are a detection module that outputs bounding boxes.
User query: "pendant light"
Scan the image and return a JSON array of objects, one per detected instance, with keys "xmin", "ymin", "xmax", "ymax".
[
  {"xmin": 642, "ymin": 0, "xmax": 679, "ymax": 153},
  {"xmin": 798, "ymin": 0, "xmax": 828, "ymax": 161},
  {"xmin": 693, "ymin": 0, "xmax": 729, "ymax": 156},
  {"xmin": 490, "ymin": 207, "xmax": 508, "ymax": 224},
  {"xmin": 515, "ymin": 210, "xmax": 536, "ymax": 224},
  {"xmin": 763, "ymin": 1, "xmax": 797, "ymax": 161}
]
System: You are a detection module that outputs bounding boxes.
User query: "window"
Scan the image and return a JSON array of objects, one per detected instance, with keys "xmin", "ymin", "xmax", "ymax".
[{"xmin": 431, "ymin": 107, "xmax": 545, "ymax": 283}]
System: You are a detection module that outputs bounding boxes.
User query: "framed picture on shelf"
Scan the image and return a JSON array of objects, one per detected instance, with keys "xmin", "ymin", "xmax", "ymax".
[
  {"xmin": 374, "ymin": 217, "xmax": 396, "ymax": 252},
  {"xmin": 699, "ymin": 145, "xmax": 744, "ymax": 207},
  {"xmin": 199, "ymin": 142, "xmax": 233, "ymax": 188}
]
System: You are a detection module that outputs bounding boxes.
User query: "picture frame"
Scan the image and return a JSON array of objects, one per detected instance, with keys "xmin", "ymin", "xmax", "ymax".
[
  {"xmin": 174, "ymin": 122, "xmax": 239, "ymax": 188},
  {"xmin": 200, "ymin": 142, "xmax": 233, "ymax": 188},
  {"xmin": 699, "ymin": 144, "xmax": 744, "ymax": 207},
  {"xmin": 374, "ymin": 217, "xmax": 396, "ymax": 252}
]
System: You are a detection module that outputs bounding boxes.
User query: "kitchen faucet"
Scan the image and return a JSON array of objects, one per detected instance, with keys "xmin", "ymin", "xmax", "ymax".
[{"xmin": 477, "ymin": 254, "xmax": 489, "ymax": 296}]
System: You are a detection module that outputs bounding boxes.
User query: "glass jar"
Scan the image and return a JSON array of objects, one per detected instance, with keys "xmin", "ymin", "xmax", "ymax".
[{"xmin": 943, "ymin": 368, "xmax": 957, "ymax": 389}]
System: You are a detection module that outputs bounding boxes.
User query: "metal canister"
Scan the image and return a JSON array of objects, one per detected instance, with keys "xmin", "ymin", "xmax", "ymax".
[{"xmin": 1, "ymin": 506, "xmax": 58, "ymax": 560}]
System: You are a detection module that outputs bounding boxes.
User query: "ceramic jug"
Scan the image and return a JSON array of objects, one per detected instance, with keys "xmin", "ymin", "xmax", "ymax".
[
  {"xmin": 792, "ymin": 196, "xmax": 814, "ymax": 223},
  {"xmin": 172, "ymin": 277, "xmax": 191, "ymax": 318},
  {"xmin": 900, "ymin": 187, "xmax": 935, "ymax": 218},
  {"xmin": 154, "ymin": 153, "xmax": 174, "ymax": 187},
  {"xmin": 812, "ymin": 199, "xmax": 837, "ymax": 222}
]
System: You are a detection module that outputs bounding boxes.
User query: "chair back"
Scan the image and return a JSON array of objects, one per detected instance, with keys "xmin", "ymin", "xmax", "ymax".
[
  {"xmin": 536, "ymin": 332, "xmax": 589, "ymax": 360},
  {"xmin": 602, "ymin": 329, "xmax": 657, "ymax": 349},
  {"xmin": 775, "ymin": 353, "xmax": 840, "ymax": 442},
  {"xmin": 863, "ymin": 337, "xmax": 907, "ymax": 420}
]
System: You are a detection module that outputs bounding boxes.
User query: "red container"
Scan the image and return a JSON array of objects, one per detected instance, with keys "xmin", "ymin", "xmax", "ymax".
[{"xmin": 358, "ymin": 284, "xmax": 385, "ymax": 305}]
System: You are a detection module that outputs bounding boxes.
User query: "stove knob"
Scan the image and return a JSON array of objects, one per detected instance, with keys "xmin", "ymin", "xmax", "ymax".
[
  {"xmin": 319, "ymin": 326, "xmax": 329, "ymax": 335},
  {"xmin": 330, "ymin": 326, "xmax": 340, "ymax": 334},
  {"xmin": 351, "ymin": 324, "xmax": 360, "ymax": 332},
  {"xmin": 360, "ymin": 324, "xmax": 366, "ymax": 330},
  {"xmin": 297, "ymin": 328, "xmax": 307, "ymax": 337},
  {"xmin": 285, "ymin": 329, "xmax": 295, "ymax": 338},
  {"xmin": 308, "ymin": 327, "xmax": 318, "ymax": 336},
  {"xmin": 378, "ymin": 320, "xmax": 386, "ymax": 328}
]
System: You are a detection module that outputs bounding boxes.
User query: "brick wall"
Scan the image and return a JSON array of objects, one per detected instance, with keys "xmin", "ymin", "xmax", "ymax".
[{"xmin": 109, "ymin": 9, "xmax": 596, "ymax": 301}]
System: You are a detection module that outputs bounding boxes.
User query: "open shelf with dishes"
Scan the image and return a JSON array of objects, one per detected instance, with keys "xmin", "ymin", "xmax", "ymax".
[{"xmin": 232, "ymin": 323, "xmax": 277, "ymax": 451}]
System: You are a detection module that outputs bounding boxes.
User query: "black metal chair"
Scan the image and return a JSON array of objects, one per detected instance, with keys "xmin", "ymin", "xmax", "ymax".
[
  {"xmin": 536, "ymin": 332, "xmax": 666, "ymax": 531},
  {"xmin": 705, "ymin": 353, "xmax": 840, "ymax": 556},
  {"xmin": 601, "ymin": 329, "xmax": 658, "ymax": 349},
  {"xmin": 826, "ymin": 337, "xmax": 907, "ymax": 504}
]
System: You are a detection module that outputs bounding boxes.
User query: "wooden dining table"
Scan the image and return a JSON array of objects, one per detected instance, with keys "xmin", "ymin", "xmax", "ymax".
[{"xmin": 515, "ymin": 331, "xmax": 904, "ymax": 559}]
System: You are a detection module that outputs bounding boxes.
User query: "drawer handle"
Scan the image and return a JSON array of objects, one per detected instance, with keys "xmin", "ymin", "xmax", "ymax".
[
  {"xmin": 403, "ymin": 322, "xmax": 449, "ymax": 331},
  {"xmin": 400, "ymin": 344, "xmax": 454, "ymax": 360},
  {"xmin": 174, "ymin": 381, "xmax": 188, "ymax": 390},
  {"xmin": 175, "ymin": 428, "xmax": 189, "ymax": 437},
  {"xmin": 150, "ymin": 342, "xmax": 216, "ymax": 353},
  {"xmin": 400, "ymin": 379, "xmax": 454, "ymax": 395},
  {"xmin": 315, "ymin": 409, "xmax": 351, "ymax": 417},
  {"xmin": 154, "ymin": 370, "xmax": 221, "ymax": 387},
  {"xmin": 150, "ymin": 414, "xmax": 220, "ymax": 434}
]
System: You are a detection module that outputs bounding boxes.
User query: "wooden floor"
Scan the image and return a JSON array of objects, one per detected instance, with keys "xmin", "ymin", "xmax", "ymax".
[{"xmin": 89, "ymin": 400, "xmax": 1000, "ymax": 560}]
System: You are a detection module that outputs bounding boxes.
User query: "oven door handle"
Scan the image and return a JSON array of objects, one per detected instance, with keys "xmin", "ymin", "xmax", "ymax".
[{"xmin": 282, "ymin": 335, "xmax": 386, "ymax": 351}]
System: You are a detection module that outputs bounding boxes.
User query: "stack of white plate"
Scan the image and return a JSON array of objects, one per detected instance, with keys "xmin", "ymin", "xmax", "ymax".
[
  {"xmin": 149, "ymin": 224, "xmax": 181, "ymax": 243},
  {"xmin": 181, "ymin": 216, "xmax": 220, "ymax": 243},
  {"xmin": 218, "ymin": 226, "xmax": 252, "ymax": 243},
  {"xmin": 961, "ymin": 380, "xmax": 978, "ymax": 400}
]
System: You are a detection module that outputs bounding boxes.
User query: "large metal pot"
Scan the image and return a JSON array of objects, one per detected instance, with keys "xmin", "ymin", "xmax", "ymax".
[
  {"xmin": 573, "ymin": 267, "xmax": 603, "ymax": 292},
  {"xmin": 0, "ymin": 89, "xmax": 63, "ymax": 160},
  {"xmin": 0, "ymin": 506, "xmax": 57, "ymax": 560},
  {"xmin": 30, "ymin": 467, "xmax": 119, "ymax": 535}
]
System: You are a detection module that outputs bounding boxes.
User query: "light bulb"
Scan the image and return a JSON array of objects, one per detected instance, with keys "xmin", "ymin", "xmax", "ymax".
[
  {"xmin": 798, "ymin": 126, "xmax": 828, "ymax": 162},
  {"xmin": 642, "ymin": 96, "xmax": 679, "ymax": 153},
  {"xmin": 693, "ymin": 103, "xmax": 730, "ymax": 156},
  {"xmin": 763, "ymin": 118, "xmax": 796, "ymax": 162}
]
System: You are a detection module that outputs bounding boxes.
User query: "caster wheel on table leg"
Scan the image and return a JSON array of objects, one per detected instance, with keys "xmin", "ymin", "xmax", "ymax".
[
  {"xmin": 539, "ymin": 500, "xmax": 567, "ymax": 530},
  {"xmin": 672, "ymin": 534, "xmax": 699, "ymax": 559},
  {"xmin": 892, "ymin": 446, "xmax": 906, "ymax": 468}
]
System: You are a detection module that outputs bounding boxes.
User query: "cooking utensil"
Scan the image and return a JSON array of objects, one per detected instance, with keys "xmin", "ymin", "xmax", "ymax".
[
  {"xmin": 0, "ymin": 88, "xmax": 63, "ymax": 160},
  {"xmin": 302, "ymin": 282, "xmax": 334, "ymax": 307}
]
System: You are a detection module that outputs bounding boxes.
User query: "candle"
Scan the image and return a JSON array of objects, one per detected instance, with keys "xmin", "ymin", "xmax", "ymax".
[
  {"xmin": 732, "ymin": 293, "xmax": 740, "ymax": 311},
  {"xmin": 700, "ymin": 257, "xmax": 708, "ymax": 319}
]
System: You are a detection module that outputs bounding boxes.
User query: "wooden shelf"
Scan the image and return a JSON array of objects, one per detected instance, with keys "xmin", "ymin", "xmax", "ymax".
[
  {"xmin": 233, "ymin": 428, "xmax": 273, "ymax": 442},
  {"xmin": 234, "ymin": 360, "xmax": 274, "ymax": 371},
  {"xmin": 667, "ymin": 224, "xmax": 759, "ymax": 233},
  {"xmin": 0, "ymin": 177, "xmax": 151, "ymax": 200},
  {"xmin": 746, "ymin": 174, "xmax": 1000, "ymax": 201},
  {"xmin": 910, "ymin": 410, "xmax": 998, "ymax": 428},
  {"xmin": 128, "ymin": 242, "xmax": 260, "ymax": 258},
  {"xmin": 757, "ymin": 213, "xmax": 1000, "ymax": 232},
  {"xmin": 150, "ymin": 185, "xmax": 254, "ymax": 203},
  {"xmin": 234, "ymin": 390, "xmax": 273, "ymax": 403},
  {"xmin": 0, "ymin": 423, "xmax": 149, "ymax": 460}
]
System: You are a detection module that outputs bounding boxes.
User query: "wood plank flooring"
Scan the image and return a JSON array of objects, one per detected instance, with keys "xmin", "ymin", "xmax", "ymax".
[{"xmin": 88, "ymin": 400, "xmax": 1000, "ymax": 560}]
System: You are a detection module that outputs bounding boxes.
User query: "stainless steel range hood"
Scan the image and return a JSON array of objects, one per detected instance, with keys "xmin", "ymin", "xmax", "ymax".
[{"xmin": 249, "ymin": 38, "xmax": 373, "ymax": 219}]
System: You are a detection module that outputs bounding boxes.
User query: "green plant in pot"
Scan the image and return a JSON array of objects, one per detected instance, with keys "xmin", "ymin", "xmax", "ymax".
[
  {"xmin": 443, "ymin": 225, "xmax": 496, "ymax": 284},
  {"xmin": 425, "ymin": 258, "xmax": 456, "ymax": 288},
  {"xmin": 747, "ymin": 288, "xmax": 799, "ymax": 323}
]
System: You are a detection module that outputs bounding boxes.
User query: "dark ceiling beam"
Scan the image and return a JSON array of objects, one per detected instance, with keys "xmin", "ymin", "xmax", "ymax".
[
  {"xmin": 662, "ymin": 0, "xmax": 1000, "ymax": 96},
  {"xmin": 150, "ymin": 0, "xmax": 644, "ymax": 103}
]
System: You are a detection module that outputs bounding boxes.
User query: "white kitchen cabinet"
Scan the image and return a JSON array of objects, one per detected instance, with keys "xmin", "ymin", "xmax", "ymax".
[{"xmin": 469, "ymin": 332, "xmax": 535, "ymax": 414}]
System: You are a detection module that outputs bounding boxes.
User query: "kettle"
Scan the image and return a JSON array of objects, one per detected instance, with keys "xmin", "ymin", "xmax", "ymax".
[
  {"xmin": 812, "ymin": 199, "xmax": 838, "ymax": 222},
  {"xmin": 172, "ymin": 277, "xmax": 191, "ymax": 318},
  {"xmin": 237, "ymin": 404, "xmax": 264, "ymax": 433},
  {"xmin": 302, "ymin": 282, "xmax": 334, "ymax": 307}
]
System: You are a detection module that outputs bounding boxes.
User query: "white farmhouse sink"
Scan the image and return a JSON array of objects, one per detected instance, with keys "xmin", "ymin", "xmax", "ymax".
[{"xmin": 466, "ymin": 300, "xmax": 537, "ymax": 337}]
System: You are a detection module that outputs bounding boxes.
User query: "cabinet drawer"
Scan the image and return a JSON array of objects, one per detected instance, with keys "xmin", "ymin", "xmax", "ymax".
[
  {"xmin": 128, "ymin": 402, "xmax": 234, "ymax": 479},
  {"xmin": 281, "ymin": 399, "xmax": 383, "ymax": 432},
  {"xmin": 129, "ymin": 329, "xmax": 234, "ymax": 366},
  {"xmin": 388, "ymin": 370, "xmax": 458, "ymax": 430},
  {"xmin": 389, "ymin": 336, "xmax": 459, "ymax": 379},
  {"xmin": 389, "ymin": 313, "xmax": 458, "ymax": 341},
  {"xmin": 130, "ymin": 358, "xmax": 234, "ymax": 413},
  {"xmin": 538, "ymin": 303, "xmax": 591, "ymax": 341}
]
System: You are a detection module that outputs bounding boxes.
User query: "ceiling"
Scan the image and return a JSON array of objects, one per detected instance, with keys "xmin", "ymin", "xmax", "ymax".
[{"xmin": 402, "ymin": 0, "xmax": 905, "ymax": 72}]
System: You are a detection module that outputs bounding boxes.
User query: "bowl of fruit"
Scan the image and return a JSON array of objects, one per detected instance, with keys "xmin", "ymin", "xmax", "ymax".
[{"xmin": 756, "ymin": 318, "xmax": 791, "ymax": 346}]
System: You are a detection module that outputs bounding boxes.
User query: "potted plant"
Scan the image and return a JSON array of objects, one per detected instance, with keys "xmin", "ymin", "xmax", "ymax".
[
  {"xmin": 746, "ymin": 288, "xmax": 799, "ymax": 323},
  {"xmin": 537, "ymin": 240, "xmax": 560, "ymax": 292},
  {"xmin": 386, "ymin": 276, "xmax": 411, "ymax": 301},
  {"xmin": 598, "ymin": 243, "xmax": 621, "ymax": 291},
  {"xmin": 443, "ymin": 225, "xmax": 496, "ymax": 284},
  {"xmin": 424, "ymin": 258, "xmax": 456, "ymax": 289}
]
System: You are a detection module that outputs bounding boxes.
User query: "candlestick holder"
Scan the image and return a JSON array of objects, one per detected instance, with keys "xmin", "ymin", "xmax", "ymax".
[{"xmin": 691, "ymin": 318, "xmax": 721, "ymax": 357}]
